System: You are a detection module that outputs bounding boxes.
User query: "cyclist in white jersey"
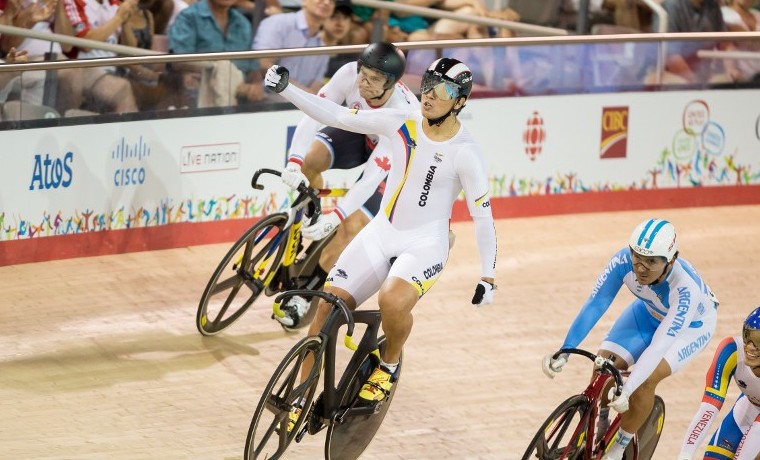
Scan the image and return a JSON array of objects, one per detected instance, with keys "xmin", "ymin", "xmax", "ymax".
[
  {"xmin": 542, "ymin": 218, "xmax": 719, "ymax": 460},
  {"xmin": 265, "ymin": 58, "xmax": 497, "ymax": 411},
  {"xmin": 678, "ymin": 306, "xmax": 760, "ymax": 460},
  {"xmin": 276, "ymin": 42, "xmax": 419, "ymax": 330}
]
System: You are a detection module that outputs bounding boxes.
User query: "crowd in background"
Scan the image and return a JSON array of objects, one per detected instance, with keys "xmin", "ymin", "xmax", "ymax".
[{"xmin": 0, "ymin": 0, "xmax": 759, "ymax": 118}]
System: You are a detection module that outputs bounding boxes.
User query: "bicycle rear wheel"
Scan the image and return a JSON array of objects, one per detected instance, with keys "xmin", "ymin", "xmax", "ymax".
[
  {"xmin": 522, "ymin": 394, "xmax": 590, "ymax": 460},
  {"xmin": 632, "ymin": 395, "xmax": 665, "ymax": 460},
  {"xmin": 324, "ymin": 337, "xmax": 401, "ymax": 460},
  {"xmin": 243, "ymin": 335, "xmax": 324, "ymax": 460},
  {"xmin": 196, "ymin": 213, "xmax": 289, "ymax": 336}
]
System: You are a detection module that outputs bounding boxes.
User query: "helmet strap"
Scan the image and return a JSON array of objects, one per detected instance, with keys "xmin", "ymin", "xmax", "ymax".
[
  {"xmin": 426, "ymin": 97, "xmax": 465, "ymax": 127},
  {"xmin": 368, "ymin": 87, "xmax": 390, "ymax": 102},
  {"xmin": 427, "ymin": 109, "xmax": 454, "ymax": 127},
  {"xmin": 648, "ymin": 253, "xmax": 678, "ymax": 285}
]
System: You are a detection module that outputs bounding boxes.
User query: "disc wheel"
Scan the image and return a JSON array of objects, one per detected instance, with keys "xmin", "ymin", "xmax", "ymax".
[{"xmin": 325, "ymin": 337, "xmax": 402, "ymax": 460}]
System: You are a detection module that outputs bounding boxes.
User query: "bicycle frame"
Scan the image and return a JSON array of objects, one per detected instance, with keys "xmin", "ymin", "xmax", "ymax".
[
  {"xmin": 246, "ymin": 169, "xmax": 345, "ymax": 291},
  {"xmin": 552, "ymin": 348, "xmax": 639, "ymax": 460},
  {"xmin": 273, "ymin": 290, "xmax": 385, "ymax": 429}
]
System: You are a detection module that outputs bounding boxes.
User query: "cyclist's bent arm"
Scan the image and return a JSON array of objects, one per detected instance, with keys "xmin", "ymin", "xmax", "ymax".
[
  {"xmin": 287, "ymin": 63, "xmax": 356, "ymax": 163},
  {"xmin": 561, "ymin": 250, "xmax": 627, "ymax": 349},
  {"xmin": 678, "ymin": 336, "xmax": 738, "ymax": 456},
  {"xmin": 331, "ymin": 141, "xmax": 391, "ymax": 219},
  {"xmin": 455, "ymin": 146, "xmax": 496, "ymax": 279},
  {"xmin": 624, "ymin": 277, "xmax": 702, "ymax": 394},
  {"xmin": 280, "ymin": 84, "xmax": 404, "ymax": 139}
]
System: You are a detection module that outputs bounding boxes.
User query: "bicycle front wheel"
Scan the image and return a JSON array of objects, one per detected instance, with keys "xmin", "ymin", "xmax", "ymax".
[
  {"xmin": 243, "ymin": 335, "xmax": 324, "ymax": 460},
  {"xmin": 196, "ymin": 213, "xmax": 289, "ymax": 336},
  {"xmin": 522, "ymin": 394, "xmax": 590, "ymax": 460}
]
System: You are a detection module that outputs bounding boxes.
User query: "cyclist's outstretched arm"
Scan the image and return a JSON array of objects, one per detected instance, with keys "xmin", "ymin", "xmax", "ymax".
[
  {"xmin": 677, "ymin": 336, "xmax": 737, "ymax": 458},
  {"xmin": 287, "ymin": 63, "xmax": 356, "ymax": 164},
  {"xmin": 560, "ymin": 249, "xmax": 628, "ymax": 349},
  {"xmin": 279, "ymin": 78, "xmax": 405, "ymax": 139},
  {"xmin": 455, "ymin": 144, "xmax": 496, "ymax": 281}
]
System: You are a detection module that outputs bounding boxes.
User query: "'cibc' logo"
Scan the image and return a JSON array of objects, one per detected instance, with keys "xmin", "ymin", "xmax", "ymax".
[{"xmin": 599, "ymin": 106, "xmax": 628, "ymax": 159}]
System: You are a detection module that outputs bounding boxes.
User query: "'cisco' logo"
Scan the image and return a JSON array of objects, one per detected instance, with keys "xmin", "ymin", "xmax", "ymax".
[
  {"xmin": 112, "ymin": 136, "xmax": 151, "ymax": 187},
  {"xmin": 114, "ymin": 167, "xmax": 146, "ymax": 186},
  {"xmin": 29, "ymin": 152, "xmax": 74, "ymax": 190}
]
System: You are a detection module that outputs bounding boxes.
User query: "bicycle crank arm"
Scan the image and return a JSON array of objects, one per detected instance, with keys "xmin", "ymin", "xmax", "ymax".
[
  {"xmin": 237, "ymin": 268, "xmax": 265, "ymax": 293},
  {"xmin": 335, "ymin": 402, "xmax": 382, "ymax": 423}
]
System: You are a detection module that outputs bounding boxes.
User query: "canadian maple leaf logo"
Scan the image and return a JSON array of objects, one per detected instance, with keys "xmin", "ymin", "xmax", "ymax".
[{"xmin": 374, "ymin": 156, "xmax": 391, "ymax": 171}]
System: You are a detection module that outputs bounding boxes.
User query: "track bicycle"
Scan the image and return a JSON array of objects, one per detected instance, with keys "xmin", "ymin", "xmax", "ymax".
[
  {"xmin": 244, "ymin": 289, "xmax": 402, "ymax": 460},
  {"xmin": 196, "ymin": 168, "xmax": 347, "ymax": 336},
  {"xmin": 522, "ymin": 348, "xmax": 665, "ymax": 460}
]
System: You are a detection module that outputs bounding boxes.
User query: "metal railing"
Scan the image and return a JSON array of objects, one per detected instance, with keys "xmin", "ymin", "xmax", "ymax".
[{"xmin": 2, "ymin": 32, "xmax": 759, "ymax": 73}]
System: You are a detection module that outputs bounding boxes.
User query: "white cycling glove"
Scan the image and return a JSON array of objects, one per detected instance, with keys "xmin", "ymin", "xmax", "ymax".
[
  {"xmin": 281, "ymin": 162, "xmax": 309, "ymax": 190},
  {"xmin": 471, "ymin": 280, "xmax": 495, "ymax": 306},
  {"xmin": 608, "ymin": 386, "xmax": 631, "ymax": 413},
  {"xmin": 302, "ymin": 212, "xmax": 340, "ymax": 240},
  {"xmin": 542, "ymin": 353, "xmax": 568, "ymax": 379},
  {"xmin": 265, "ymin": 65, "xmax": 289, "ymax": 93}
]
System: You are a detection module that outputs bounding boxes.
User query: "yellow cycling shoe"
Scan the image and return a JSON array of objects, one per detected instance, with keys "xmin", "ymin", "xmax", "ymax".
[
  {"xmin": 286, "ymin": 405, "xmax": 302, "ymax": 433},
  {"xmin": 358, "ymin": 366, "xmax": 393, "ymax": 402}
]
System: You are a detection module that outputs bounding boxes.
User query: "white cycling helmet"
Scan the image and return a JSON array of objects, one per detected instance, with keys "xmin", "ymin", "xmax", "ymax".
[{"xmin": 629, "ymin": 218, "xmax": 678, "ymax": 262}]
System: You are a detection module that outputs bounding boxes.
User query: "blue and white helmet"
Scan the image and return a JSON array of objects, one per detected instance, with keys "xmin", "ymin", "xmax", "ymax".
[
  {"xmin": 629, "ymin": 218, "xmax": 678, "ymax": 262},
  {"xmin": 745, "ymin": 306, "xmax": 760, "ymax": 335}
]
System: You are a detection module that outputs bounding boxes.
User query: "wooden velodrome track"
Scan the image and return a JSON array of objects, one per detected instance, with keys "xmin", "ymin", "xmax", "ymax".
[{"xmin": 1, "ymin": 205, "xmax": 758, "ymax": 460}]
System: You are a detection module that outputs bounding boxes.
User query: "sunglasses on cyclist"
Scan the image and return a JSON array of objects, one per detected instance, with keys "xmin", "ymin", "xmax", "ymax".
[
  {"xmin": 629, "ymin": 248, "xmax": 667, "ymax": 270},
  {"xmin": 744, "ymin": 329, "xmax": 760, "ymax": 350},
  {"xmin": 420, "ymin": 72, "xmax": 461, "ymax": 101}
]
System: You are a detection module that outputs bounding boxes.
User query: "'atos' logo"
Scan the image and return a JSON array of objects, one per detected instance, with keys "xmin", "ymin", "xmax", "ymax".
[{"xmin": 29, "ymin": 152, "xmax": 74, "ymax": 190}]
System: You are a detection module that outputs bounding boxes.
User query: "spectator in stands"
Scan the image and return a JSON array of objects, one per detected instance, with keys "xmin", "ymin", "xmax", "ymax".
[
  {"xmin": 251, "ymin": 0, "xmax": 334, "ymax": 93},
  {"xmin": 148, "ymin": 0, "xmax": 191, "ymax": 35},
  {"xmin": 651, "ymin": 0, "xmax": 741, "ymax": 84},
  {"xmin": 4, "ymin": 47, "xmax": 29, "ymax": 62},
  {"xmin": 61, "ymin": 0, "xmax": 140, "ymax": 112},
  {"xmin": 322, "ymin": 0, "xmax": 360, "ymax": 79},
  {"xmin": 446, "ymin": 8, "xmax": 524, "ymax": 91},
  {"xmin": 168, "ymin": 0, "xmax": 262, "ymax": 106},
  {"xmin": 149, "ymin": 0, "xmax": 187, "ymax": 34},
  {"xmin": 1, "ymin": 0, "xmax": 63, "ymax": 57},
  {"xmin": 0, "ymin": 0, "xmax": 66, "ymax": 107},
  {"xmin": 0, "ymin": 0, "xmax": 135, "ymax": 115},
  {"xmin": 121, "ymin": 0, "xmax": 172, "ymax": 109},
  {"xmin": 721, "ymin": 0, "xmax": 760, "ymax": 82},
  {"xmin": 378, "ymin": 0, "xmax": 489, "ymax": 41}
]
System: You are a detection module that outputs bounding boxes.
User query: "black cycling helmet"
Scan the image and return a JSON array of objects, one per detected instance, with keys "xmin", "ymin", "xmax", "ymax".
[
  {"xmin": 357, "ymin": 42, "xmax": 407, "ymax": 90},
  {"xmin": 422, "ymin": 57, "xmax": 473, "ymax": 100}
]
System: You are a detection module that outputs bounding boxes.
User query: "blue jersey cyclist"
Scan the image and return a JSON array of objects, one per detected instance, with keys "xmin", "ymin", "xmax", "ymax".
[
  {"xmin": 678, "ymin": 306, "xmax": 760, "ymax": 460},
  {"xmin": 543, "ymin": 218, "xmax": 719, "ymax": 460},
  {"xmin": 265, "ymin": 57, "xmax": 498, "ymax": 424}
]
